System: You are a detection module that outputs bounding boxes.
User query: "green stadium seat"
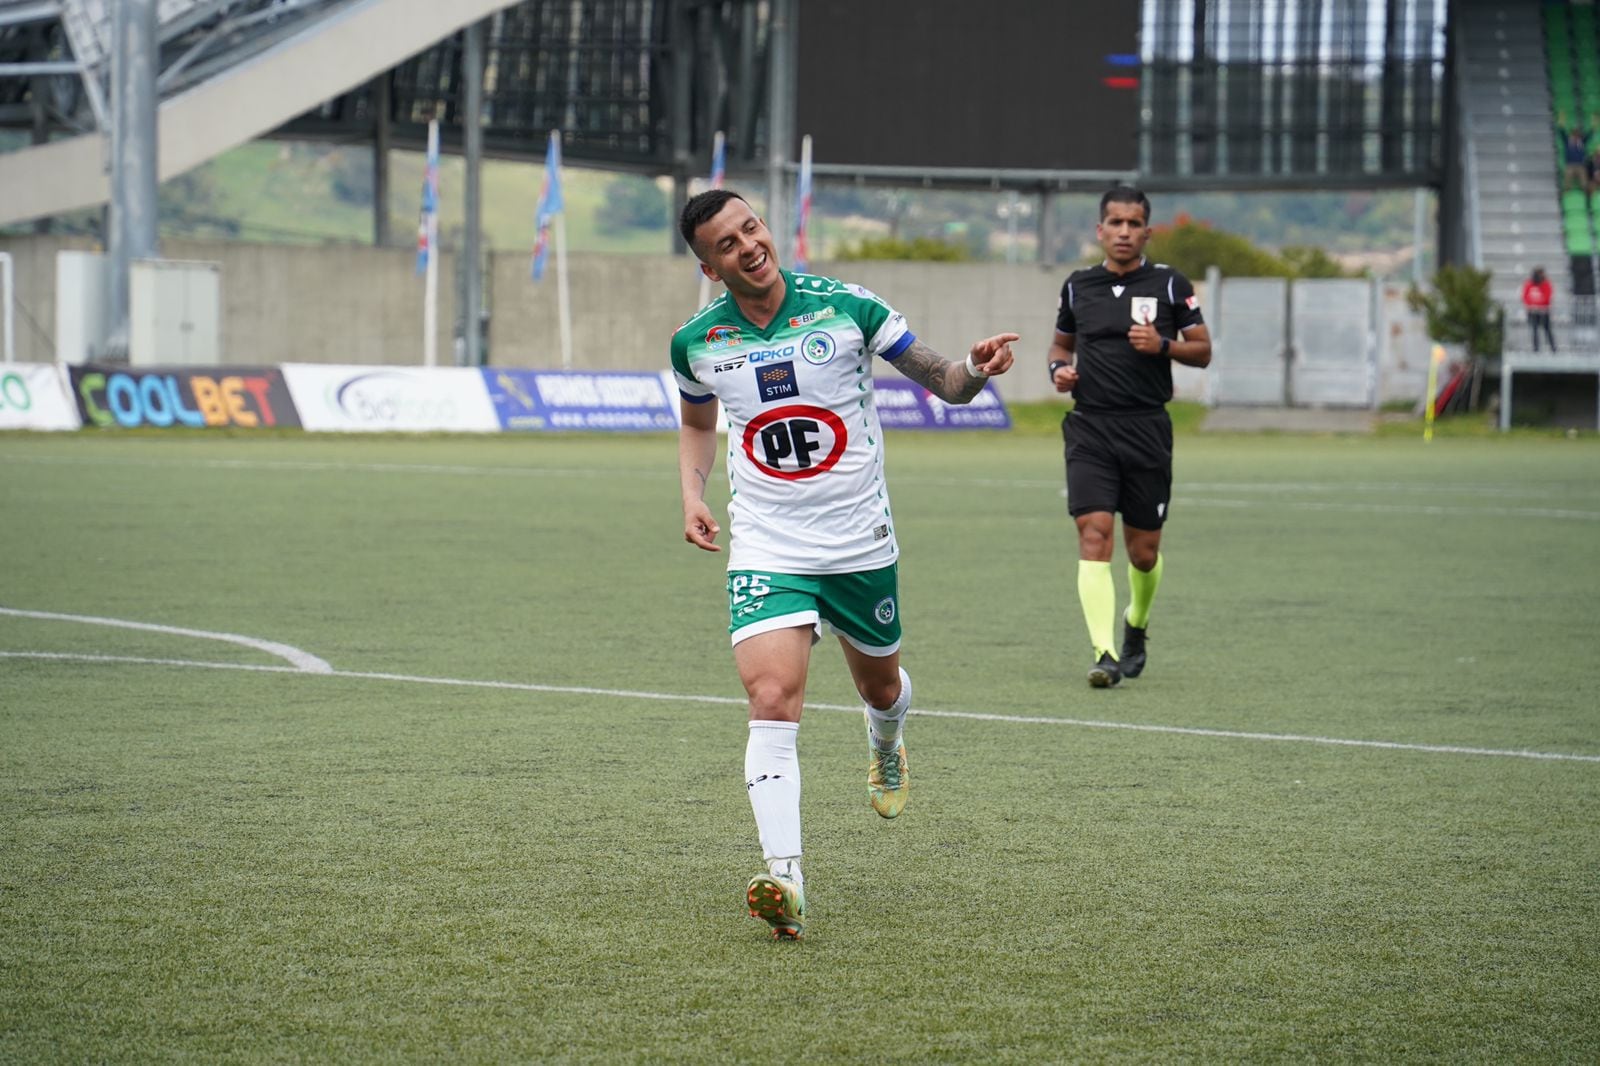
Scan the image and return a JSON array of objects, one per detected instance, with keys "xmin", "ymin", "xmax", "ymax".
[{"xmin": 1563, "ymin": 189, "xmax": 1588, "ymax": 213}]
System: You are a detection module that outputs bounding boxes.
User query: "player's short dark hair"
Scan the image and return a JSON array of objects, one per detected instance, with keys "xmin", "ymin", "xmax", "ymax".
[
  {"xmin": 1099, "ymin": 185, "xmax": 1151, "ymax": 225},
  {"xmin": 680, "ymin": 189, "xmax": 750, "ymax": 253}
]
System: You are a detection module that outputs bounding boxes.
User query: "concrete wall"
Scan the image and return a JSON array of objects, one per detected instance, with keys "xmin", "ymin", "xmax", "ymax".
[
  {"xmin": 1, "ymin": 232, "xmax": 1431, "ymax": 407},
  {"xmin": 486, "ymin": 250, "xmax": 1071, "ymax": 401},
  {"xmin": 0, "ymin": 234, "xmax": 456, "ymax": 368}
]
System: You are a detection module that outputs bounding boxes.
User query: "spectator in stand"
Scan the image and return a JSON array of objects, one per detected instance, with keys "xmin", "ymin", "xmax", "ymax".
[
  {"xmin": 1522, "ymin": 267, "xmax": 1556, "ymax": 352},
  {"xmin": 1559, "ymin": 117, "xmax": 1592, "ymax": 192}
]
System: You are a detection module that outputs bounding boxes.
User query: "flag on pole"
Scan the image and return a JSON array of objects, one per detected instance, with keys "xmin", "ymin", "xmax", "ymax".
[
  {"xmin": 415, "ymin": 119, "xmax": 440, "ymax": 276},
  {"xmin": 531, "ymin": 130, "xmax": 564, "ymax": 281},
  {"xmin": 709, "ymin": 129, "xmax": 726, "ymax": 190},
  {"xmin": 694, "ymin": 131, "xmax": 729, "ymax": 308},
  {"xmin": 793, "ymin": 133, "xmax": 813, "ymax": 272}
]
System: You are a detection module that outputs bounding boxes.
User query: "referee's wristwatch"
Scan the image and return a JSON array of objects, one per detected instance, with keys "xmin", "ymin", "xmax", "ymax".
[
  {"xmin": 1159, "ymin": 337, "xmax": 1171, "ymax": 356},
  {"xmin": 1048, "ymin": 359, "xmax": 1071, "ymax": 380}
]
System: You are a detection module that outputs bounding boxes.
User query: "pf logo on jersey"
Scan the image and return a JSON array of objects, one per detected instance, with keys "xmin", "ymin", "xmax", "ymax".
[{"xmin": 742, "ymin": 404, "xmax": 848, "ymax": 480}]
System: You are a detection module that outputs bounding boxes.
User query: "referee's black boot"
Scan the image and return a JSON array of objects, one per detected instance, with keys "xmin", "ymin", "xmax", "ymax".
[
  {"xmin": 1088, "ymin": 652, "xmax": 1122, "ymax": 688},
  {"xmin": 1120, "ymin": 619, "xmax": 1148, "ymax": 679}
]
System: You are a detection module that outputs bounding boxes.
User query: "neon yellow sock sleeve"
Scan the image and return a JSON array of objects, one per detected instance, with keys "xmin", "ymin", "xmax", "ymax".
[
  {"xmin": 1077, "ymin": 559, "xmax": 1118, "ymax": 659},
  {"xmin": 1127, "ymin": 552, "xmax": 1164, "ymax": 629}
]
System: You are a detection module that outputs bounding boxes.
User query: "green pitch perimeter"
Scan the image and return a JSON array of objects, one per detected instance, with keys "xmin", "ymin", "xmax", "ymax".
[{"xmin": 2, "ymin": 429, "xmax": 1597, "ymax": 1063}]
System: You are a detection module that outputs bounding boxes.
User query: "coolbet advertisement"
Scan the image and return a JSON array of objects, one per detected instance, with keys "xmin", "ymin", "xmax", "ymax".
[{"xmin": 69, "ymin": 366, "xmax": 300, "ymax": 429}]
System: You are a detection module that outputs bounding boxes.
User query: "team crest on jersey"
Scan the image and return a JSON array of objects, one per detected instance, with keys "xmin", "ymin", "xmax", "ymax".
[
  {"xmin": 755, "ymin": 361, "xmax": 799, "ymax": 403},
  {"xmin": 788, "ymin": 306, "xmax": 836, "ymax": 329},
  {"xmin": 800, "ymin": 331, "xmax": 837, "ymax": 366},
  {"xmin": 742, "ymin": 404, "xmax": 848, "ymax": 480},
  {"xmin": 1130, "ymin": 297, "xmax": 1158, "ymax": 325},
  {"xmin": 705, "ymin": 325, "xmax": 743, "ymax": 350},
  {"xmin": 873, "ymin": 596, "xmax": 896, "ymax": 625}
]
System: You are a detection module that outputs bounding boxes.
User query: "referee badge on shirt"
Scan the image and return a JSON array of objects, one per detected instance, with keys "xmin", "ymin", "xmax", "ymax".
[
  {"xmin": 1130, "ymin": 297, "xmax": 1158, "ymax": 325},
  {"xmin": 755, "ymin": 361, "xmax": 799, "ymax": 403}
]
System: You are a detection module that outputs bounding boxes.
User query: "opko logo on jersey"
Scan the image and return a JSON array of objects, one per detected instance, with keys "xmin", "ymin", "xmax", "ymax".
[
  {"xmin": 800, "ymin": 331, "xmax": 836, "ymax": 366},
  {"xmin": 745, "ymin": 345, "xmax": 795, "ymax": 363},
  {"xmin": 742, "ymin": 403, "xmax": 848, "ymax": 481},
  {"xmin": 705, "ymin": 325, "xmax": 743, "ymax": 350}
]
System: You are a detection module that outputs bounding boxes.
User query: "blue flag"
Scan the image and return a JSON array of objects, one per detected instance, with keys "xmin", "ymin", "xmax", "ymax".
[
  {"xmin": 416, "ymin": 120, "xmax": 440, "ymax": 276},
  {"xmin": 710, "ymin": 130, "xmax": 726, "ymax": 190},
  {"xmin": 531, "ymin": 131, "xmax": 564, "ymax": 281}
]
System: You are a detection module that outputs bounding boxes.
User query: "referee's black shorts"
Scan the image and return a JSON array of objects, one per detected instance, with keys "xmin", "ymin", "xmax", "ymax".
[{"xmin": 1060, "ymin": 407, "xmax": 1173, "ymax": 530}]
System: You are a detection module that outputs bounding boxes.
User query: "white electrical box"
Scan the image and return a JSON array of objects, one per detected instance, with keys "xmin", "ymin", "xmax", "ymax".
[
  {"xmin": 130, "ymin": 258, "xmax": 221, "ymax": 366},
  {"xmin": 55, "ymin": 250, "xmax": 111, "ymax": 365}
]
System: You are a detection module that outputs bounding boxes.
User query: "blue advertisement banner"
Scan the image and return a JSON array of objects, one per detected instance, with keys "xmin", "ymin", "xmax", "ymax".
[
  {"xmin": 482, "ymin": 369, "xmax": 679, "ymax": 432},
  {"xmin": 872, "ymin": 377, "xmax": 1011, "ymax": 430}
]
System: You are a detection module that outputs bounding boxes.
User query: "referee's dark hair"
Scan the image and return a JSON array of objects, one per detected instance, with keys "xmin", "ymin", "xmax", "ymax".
[
  {"xmin": 679, "ymin": 189, "xmax": 751, "ymax": 255},
  {"xmin": 1099, "ymin": 185, "xmax": 1151, "ymax": 225}
]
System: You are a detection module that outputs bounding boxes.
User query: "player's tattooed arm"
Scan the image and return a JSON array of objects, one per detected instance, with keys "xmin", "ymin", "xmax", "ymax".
[
  {"xmin": 892, "ymin": 341, "xmax": 985, "ymax": 403},
  {"xmin": 891, "ymin": 334, "xmax": 1018, "ymax": 403}
]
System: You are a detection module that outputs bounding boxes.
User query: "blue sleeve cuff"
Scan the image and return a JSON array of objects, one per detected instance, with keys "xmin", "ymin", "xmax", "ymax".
[
  {"xmin": 680, "ymin": 390, "xmax": 715, "ymax": 404},
  {"xmin": 880, "ymin": 332, "xmax": 917, "ymax": 361}
]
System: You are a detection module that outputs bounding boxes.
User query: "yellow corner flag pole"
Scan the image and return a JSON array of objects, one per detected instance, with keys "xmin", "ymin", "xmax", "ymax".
[{"xmin": 1424, "ymin": 344, "xmax": 1445, "ymax": 443}]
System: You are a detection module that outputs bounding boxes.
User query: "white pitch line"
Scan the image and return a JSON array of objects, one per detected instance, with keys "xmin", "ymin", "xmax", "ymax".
[
  {"xmin": 8, "ymin": 452, "xmax": 1597, "ymax": 521},
  {"xmin": 0, "ymin": 608, "xmax": 333, "ymax": 673},
  {"xmin": 3, "ymin": 650, "xmax": 1597, "ymax": 765}
]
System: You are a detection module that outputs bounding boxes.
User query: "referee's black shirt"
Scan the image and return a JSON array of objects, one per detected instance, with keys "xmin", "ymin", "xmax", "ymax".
[{"xmin": 1055, "ymin": 259, "xmax": 1205, "ymax": 415}]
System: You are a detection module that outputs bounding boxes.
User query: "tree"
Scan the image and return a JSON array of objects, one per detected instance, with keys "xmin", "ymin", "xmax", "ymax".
[
  {"xmin": 835, "ymin": 236, "xmax": 969, "ymax": 262},
  {"xmin": 1405, "ymin": 264, "xmax": 1503, "ymax": 359},
  {"xmin": 595, "ymin": 176, "xmax": 668, "ymax": 235},
  {"xmin": 1280, "ymin": 245, "xmax": 1356, "ymax": 278},
  {"xmin": 1146, "ymin": 215, "xmax": 1293, "ymax": 278},
  {"xmin": 329, "ymin": 149, "xmax": 375, "ymax": 207}
]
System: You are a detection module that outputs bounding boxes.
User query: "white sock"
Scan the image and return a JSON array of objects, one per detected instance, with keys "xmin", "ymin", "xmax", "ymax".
[
  {"xmin": 767, "ymin": 856, "xmax": 803, "ymax": 886},
  {"xmin": 745, "ymin": 720, "xmax": 802, "ymax": 864},
  {"xmin": 865, "ymin": 667, "xmax": 912, "ymax": 752}
]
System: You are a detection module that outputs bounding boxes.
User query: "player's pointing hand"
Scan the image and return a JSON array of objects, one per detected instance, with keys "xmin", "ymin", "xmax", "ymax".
[
  {"xmin": 969, "ymin": 332, "xmax": 1019, "ymax": 377},
  {"xmin": 684, "ymin": 499, "xmax": 722, "ymax": 552}
]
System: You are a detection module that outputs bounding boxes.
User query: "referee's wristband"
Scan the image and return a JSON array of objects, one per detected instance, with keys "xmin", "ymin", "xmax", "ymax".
[
  {"xmin": 1048, "ymin": 359, "xmax": 1071, "ymax": 379},
  {"xmin": 964, "ymin": 353, "xmax": 991, "ymax": 379}
]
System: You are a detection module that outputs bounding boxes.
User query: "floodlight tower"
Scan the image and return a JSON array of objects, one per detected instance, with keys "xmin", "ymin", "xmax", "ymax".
[{"xmin": 106, "ymin": 0, "xmax": 161, "ymax": 361}]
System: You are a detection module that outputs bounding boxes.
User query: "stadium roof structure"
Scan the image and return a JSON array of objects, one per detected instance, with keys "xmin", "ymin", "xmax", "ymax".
[{"xmin": 1, "ymin": 0, "xmax": 1452, "ymax": 189}]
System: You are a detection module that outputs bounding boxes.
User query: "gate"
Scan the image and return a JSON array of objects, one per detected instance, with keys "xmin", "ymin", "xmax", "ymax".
[
  {"xmin": 1288, "ymin": 279, "xmax": 1378, "ymax": 407},
  {"xmin": 1211, "ymin": 277, "xmax": 1288, "ymax": 405}
]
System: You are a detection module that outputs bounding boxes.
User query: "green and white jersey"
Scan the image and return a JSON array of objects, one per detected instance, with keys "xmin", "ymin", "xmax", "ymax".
[{"xmin": 671, "ymin": 269, "xmax": 917, "ymax": 575}]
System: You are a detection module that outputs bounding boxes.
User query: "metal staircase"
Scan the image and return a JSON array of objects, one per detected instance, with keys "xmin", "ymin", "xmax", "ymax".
[{"xmin": 1457, "ymin": 0, "xmax": 1564, "ymax": 316}]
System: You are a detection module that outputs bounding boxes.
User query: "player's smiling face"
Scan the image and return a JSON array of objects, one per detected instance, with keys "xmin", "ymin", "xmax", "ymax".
[
  {"xmin": 694, "ymin": 198, "xmax": 781, "ymax": 299},
  {"xmin": 1097, "ymin": 201, "xmax": 1151, "ymax": 269}
]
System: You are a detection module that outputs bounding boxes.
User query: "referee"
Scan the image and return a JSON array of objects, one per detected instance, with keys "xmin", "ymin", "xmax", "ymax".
[{"xmin": 1048, "ymin": 187, "xmax": 1211, "ymax": 687}]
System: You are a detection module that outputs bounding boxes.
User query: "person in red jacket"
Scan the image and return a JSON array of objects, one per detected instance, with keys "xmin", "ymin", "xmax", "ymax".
[{"xmin": 1522, "ymin": 267, "xmax": 1556, "ymax": 352}]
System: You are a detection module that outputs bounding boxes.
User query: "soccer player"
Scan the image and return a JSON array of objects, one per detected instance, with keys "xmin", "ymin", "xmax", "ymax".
[
  {"xmin": 1047, "ymin": 186, "xmax": 1211, "ymax": 688},
  {"xmin": 673, "ymin": 189, "xmax": 1017, "ymax": 939}
]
